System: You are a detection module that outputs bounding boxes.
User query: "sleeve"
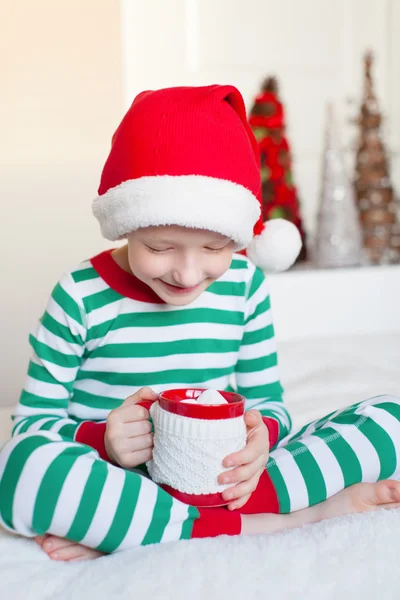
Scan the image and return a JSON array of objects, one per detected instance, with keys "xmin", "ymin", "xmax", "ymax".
[
  {"xmin": 12, "ymin": 272, "xmax": 109, "ymax": 460},
  {"xmin": 235, "ymin": 265, "xmax": 292, "ymax": 448}
]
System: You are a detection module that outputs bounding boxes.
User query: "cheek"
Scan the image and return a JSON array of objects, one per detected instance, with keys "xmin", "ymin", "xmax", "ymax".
[
  {"xmin": 128, "ymin": 248, "xmax": 169, "ymax": 280},
  {"xmin": 206, "ymin": 251, "xmax": 234, "ymax": 278}
]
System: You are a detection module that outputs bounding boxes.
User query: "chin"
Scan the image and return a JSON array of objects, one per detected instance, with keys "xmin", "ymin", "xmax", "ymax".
[{"xmin": 163, "ymin": 295, "xmax": 198, "ymax": 306}]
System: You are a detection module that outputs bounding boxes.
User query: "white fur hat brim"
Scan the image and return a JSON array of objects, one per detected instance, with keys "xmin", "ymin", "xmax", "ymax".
[
  {"xmin": 93, "ymin": 175, "xmax": 302, "ymax": 273},
  {"xmin": 92, "ymin": 174, "xmax": 260, "ymax": 249}
]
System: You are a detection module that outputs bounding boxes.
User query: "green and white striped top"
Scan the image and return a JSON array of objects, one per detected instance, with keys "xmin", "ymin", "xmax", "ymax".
[{"xmin": 12, "ymin": 250, "xmax": 291, "ymax": 449}]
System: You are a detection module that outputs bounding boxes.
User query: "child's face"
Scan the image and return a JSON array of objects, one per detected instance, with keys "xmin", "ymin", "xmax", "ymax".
[{"xmin": 127, "ymin": 225, "xmax": 235, "ymax": 305}]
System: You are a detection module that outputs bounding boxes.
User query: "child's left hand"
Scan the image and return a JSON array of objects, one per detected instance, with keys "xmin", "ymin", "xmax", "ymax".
[{"xmin": 219, "ymin": 410, "xmax": 269, "ymax": 510}]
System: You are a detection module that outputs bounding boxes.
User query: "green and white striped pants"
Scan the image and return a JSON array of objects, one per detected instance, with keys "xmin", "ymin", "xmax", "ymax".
[
  {"xmin": 1, "ymin": 394, "xmax": 399, "ymax": 552},
  {"xmin": 268, "ymin": 394, "xmax": 400, "ymax": 512}
]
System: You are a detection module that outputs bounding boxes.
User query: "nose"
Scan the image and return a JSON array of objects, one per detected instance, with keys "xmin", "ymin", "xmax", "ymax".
[{"xmin": 172, "ymin": 254, "xmax": 203, "ymax": 288}]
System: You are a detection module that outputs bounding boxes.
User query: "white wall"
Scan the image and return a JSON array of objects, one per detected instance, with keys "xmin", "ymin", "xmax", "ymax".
[
  {"xmin": 1, "ymin": 0, "xmax": 399, "ymax": 407},
  {"xmin": 1, "ymin": 0, "xmax": 123, "ymax": 406},
  {"xmin": 121, "ymin": 0, "xmax": 400, "ymax": 236}
]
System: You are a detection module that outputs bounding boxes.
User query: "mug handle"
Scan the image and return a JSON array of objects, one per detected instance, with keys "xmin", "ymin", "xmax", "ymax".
[{"xmin": 136, "ymin": 398, "xmax": 157, "ymax": 412}]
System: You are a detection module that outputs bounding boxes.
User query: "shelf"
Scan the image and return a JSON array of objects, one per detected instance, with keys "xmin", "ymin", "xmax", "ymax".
[{"xmin": 267, "ymin": 263, "xmax": 400, "ymax": 342}]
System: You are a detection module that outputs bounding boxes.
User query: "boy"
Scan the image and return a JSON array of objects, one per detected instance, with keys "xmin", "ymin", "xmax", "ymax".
[{"xmin": 1, "ymin": 85, "xmax": 400, "ymax": 562}]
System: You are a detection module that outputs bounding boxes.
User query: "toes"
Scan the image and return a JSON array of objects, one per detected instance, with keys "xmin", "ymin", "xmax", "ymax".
[
  {"xmin": 49, "ymin": 545, "xmax": 102, "ymax": 562},
  {"xmin": 69, "ymin": 549, "xmax": 104, "ymax": 562},
  {"xmin": 35, "ymin": 535, "xmax": 103, "ymax": 562},
  {"xmin": 386, "ymin": 483, "xmax": 400, "ymax": 503},
  {"xmin": 371, "ymin": 480, "xmax": 400, "ymax": 507},
  {"xmin": 43, "ymin": 536, "xmax": 75, "ymax": 555},
  {"xmin": 34, "ymin": 533, "xmax": 50, "ymax": 545},
  {"xmin": 49, "ymin": 544, "xmax": 85, "ymax": 561},
  {"xmin": 380, "ymin": 480, "xmax": 400, "ymax": 504},
  {"xmin": 34, "ymin": 535, "xmax": 46, "ymax": 545}
]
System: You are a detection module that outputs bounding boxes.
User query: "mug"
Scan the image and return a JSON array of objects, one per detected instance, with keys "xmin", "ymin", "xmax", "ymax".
[{"xmin": 138, "ymin": 388, "xmax": 246, "ymax": 507}]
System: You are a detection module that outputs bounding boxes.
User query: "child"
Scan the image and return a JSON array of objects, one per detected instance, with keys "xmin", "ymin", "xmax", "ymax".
[{"xmin": 1, "ymin": 85, "xmax": 400, "ymax": 563}]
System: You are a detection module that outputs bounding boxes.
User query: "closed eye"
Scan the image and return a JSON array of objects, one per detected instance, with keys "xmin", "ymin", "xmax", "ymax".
[
  {"xmin": 204, "ymin": 245, "xmax": 229, "ymax": 252},
  {"xmin": 145, "ymin": 245, "xmax": 173, "ymax": 254}
]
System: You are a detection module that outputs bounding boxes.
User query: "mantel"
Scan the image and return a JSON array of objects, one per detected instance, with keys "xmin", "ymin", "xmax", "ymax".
[{"xmin": 267, "ymin": 264, "xmax": 400, "ymax": 342}]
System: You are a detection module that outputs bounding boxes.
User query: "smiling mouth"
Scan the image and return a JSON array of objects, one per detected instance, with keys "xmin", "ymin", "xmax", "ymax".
[{"xmin": 157, "ymin": 280, "xmax": 201, "ymax": 295}]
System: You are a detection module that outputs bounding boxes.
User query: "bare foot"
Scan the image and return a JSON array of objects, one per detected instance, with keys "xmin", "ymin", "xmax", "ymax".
[
  {"xmin": 242, "ymin": 479, "xmax": 400, "ymax": 536},
  {"xmin": 34, "ymin": 534, "xmax": 105, "ymax": 562}
]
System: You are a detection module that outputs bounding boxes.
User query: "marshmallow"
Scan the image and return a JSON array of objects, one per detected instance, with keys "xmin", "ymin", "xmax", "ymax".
[{"xmin": 182, "ymin": 390, "xmax": 228, "ymax": 405}]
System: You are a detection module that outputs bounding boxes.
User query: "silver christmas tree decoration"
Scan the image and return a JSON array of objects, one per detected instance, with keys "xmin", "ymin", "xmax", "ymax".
[{"xmin": 313, "ymin": 105, "xmax": 365, "ymax": 268}]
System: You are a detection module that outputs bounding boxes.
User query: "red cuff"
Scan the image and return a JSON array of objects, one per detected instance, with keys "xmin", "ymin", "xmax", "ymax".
[
  {"xmin": 262, "ymin": 417, "xmax": 279, "ymax": 448},
  {"xmin": 192, "ymin": 507, "xmax": 241, "ymax": 539},
  {"xmin": 75, "ymin": 422, "xmax": 109, "ymax": 462},
  {"xmin": 236, "ymin": 470, "xmax": 279, "ymax": 515}
]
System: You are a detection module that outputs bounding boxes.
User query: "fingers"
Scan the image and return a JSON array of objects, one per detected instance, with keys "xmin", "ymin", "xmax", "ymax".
[
  {"xmin": 223, "ymin": 442, "xmax": 264, "ymax": 469},
  {"xmin": 119, "ymin": 403, "xmax": 150, "ymax": 421},
  {"xmin": 109, "ymin": 434, "xmax": 154, "ymax": 469},
  {"xmin": 114, "ymin": 447, "xmax": 153, "ymax": 469},
  {"xmin": 106, "ymin": 387, "xmax": 156, "ymax": 437},
  {"xmin": 117, "ymin": 387, "xmax": 158, "ymax": 423},
  {"xmin": 124, "ymin": 419, "xmax": 152, "ymax": 438},
  {"xmin": 107, "ymin": 403, "xmax": 150, "ymax": 429},
  {"xmin": 105, "ymin": 388, "xmax": 156, "ymax": 467},
  {"xmin": 123, "ymin": 387, "xmax": 158, "ymax": 407},
  {"xmin": 120, "ymin": 433, "xmax": 154, "ymax": 454},
  {"xmin": 223, "ymin": 415, "xmax": 269, "ymax": 469},
  {"xmin": 106, "ymin": 426, "xmax": 153, "ymax": 454},
  {"xmin": 105, "ymin": 419, "xmax": 153, "ymax": 462},
  {"xmin": 222, "ymin": 471, "xmax": 262, "ymax": 507},
  {"xmin": 244, "ymin": 410, "xmax": 263, "ymax": 428},
  {"xmin": 227, "ymin": 493, "xmax": 251, "ymax": 511},
  {"xmin": 124, "ymin": 447, "xmax": 153, "ymax": 467},
  {"xmin": 219, "ymin": 457, "xmax": 264, "ymax": 486},
  {"xmin": 217, "ymin": 410, "xmax": 270, "ymax": 510}
]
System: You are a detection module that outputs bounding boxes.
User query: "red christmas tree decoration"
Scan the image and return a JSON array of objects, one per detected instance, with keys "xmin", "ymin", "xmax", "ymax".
[{"xmin": 249, "ymin": 77, "xmax": 307, "ymax": 261}]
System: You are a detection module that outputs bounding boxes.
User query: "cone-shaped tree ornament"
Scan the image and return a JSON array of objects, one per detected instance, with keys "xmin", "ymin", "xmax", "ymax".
[
  {"xmin": 314, "ymin": 105, "xmax": 364, "ymax": 268},
  {"xmin": 354, "ymin": 51, "xmax": 400, "ymax": 264},
  {"xmin": 249, "ymin": 77, "xmax": 307, "ymax": 261}
]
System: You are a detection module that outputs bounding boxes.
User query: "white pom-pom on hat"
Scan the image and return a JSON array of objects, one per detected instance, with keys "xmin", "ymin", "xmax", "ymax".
[{"xmin": 247, "ymin": 218, "xmax": 302, "ymax": 273}]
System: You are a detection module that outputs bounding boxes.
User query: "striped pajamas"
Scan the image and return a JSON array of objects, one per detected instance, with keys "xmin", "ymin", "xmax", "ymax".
[
  {"xmin": 0, "ymin": 431, "xmax": 200, "ymax": 551},
  {"xmin": 267, "ymin": 394, "xmax": 400, "ymax": 513},
  {"xmin": 2, "ymin": 394, "xmax": 400, "ymax": 552},
  {"xmin": 1, "ymin": 250, "xmax": 399, "ymax": 551}
]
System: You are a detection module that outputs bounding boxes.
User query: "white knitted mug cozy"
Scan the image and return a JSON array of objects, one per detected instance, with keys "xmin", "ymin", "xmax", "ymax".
[{"xmin": 145, "ymin": 389, "xmax": 246, "ymax": 503}]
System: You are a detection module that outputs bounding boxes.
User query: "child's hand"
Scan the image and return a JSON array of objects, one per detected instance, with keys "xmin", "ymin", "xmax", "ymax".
[
  {"xmin": 104, "ymin": 387, "xmax": 158, "ymax": 468},
  {"xmin": 219, "ymin": 410, "xmax": 269, "ymax": 510}
]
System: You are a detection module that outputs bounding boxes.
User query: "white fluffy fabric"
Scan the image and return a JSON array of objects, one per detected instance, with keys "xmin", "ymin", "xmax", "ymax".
[
  {"xmin": 1, "ymin": 510, "xmax": 400, "ymax": 600},
  {"xmin": 147, "ymin": 402, "xmax": 246, "ymax": 494},
  {"xmin": 92, "ymin": 175, "xmax": 260, "ymax": 246},
  {"xmin": 1, "ymin": 332, "xmax": 400, "ymax": 598},
  {"xmin": 247, "ymin": 218, "xmax": 302, "ymax": 273}
]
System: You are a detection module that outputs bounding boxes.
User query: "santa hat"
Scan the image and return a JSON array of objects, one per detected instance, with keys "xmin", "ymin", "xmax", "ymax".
[{"xmin": 93, "ymin": 85, "xmax": 302, "ymax": 273}]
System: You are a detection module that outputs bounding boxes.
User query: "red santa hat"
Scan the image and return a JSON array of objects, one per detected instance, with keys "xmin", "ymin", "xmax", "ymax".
[{"xmin": 93, "ymin": 85, "xmax": 302, "ymax": 273}]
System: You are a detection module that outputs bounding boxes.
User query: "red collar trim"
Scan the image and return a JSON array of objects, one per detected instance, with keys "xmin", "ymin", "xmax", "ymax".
[{"xmin": 90, "ymin": 249, "xmax": 165, "ymax": 304}]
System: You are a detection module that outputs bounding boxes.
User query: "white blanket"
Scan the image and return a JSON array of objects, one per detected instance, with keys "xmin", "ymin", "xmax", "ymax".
[
  {"xmin": 1, "ymin": 510, "xmax": 400, "ymax": 600},
  {"xmin": 1, "ymin": 332, "xmax": 399, "ymax": 600}
]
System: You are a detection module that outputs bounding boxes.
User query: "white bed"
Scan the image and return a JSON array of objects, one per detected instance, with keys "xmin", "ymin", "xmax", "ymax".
[{"xmin": 1, "ymin": 265, "xmax": 400, "ymax": 600}]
